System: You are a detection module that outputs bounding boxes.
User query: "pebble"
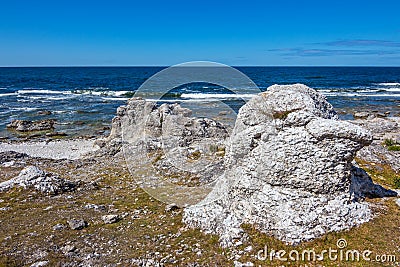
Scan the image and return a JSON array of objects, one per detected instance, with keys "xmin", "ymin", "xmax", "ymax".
[{"xmin": 52, "ymin": 223, "xmax": 65, "ymax": 231}]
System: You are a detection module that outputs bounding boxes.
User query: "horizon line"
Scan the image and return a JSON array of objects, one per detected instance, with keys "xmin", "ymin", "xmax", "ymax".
[{"xmin": 1, "ymin": 65, "xmax": 400, "ymax": 68}]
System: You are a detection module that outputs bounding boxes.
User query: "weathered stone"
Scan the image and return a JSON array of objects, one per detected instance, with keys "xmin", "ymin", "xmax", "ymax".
[
  {"xmin": 354, "ymin": 111, "xmax": 370, "ymax": 119},
  {"xmin": 6, "ymin": 119, "xmax": 55, "ymax": 132},
  {"xmin": 37, "ymin": 110, "xmax": 52, "ymax": 116},
  {"xmin": 0, "ymin": 166, "xmax": 76, "ymax": 194},
  {"xmin": 84, "ymin": 203, "xmax": 107, "ymax": 212},
  {"xmin": 183, "ymin": 84, "xmax": 376, "ymax": 246},
  {"xmin": 101, "ymin": 214, "xmax": 120, "ymax": 224},
  {"xmin": 52, "ymin": 223, "xmax": 66, "ymax": 231},
  {"xmin": 353, "ymin": 117, "xmax": 400, "ymax": 171},
  {"xmin": 67, "ymin": 219, "xmax": 87, "ymax": 230},
  {"xmin": 165, "ymin": 203, "xmax": 179, "ymax": 212},
  {"xmin": 0, "ymin": 151, "xmax": 29, "ymax": 164},
  {"xmin": 104, "ymin": 97, "xmax": 230, "ymax": 185},
  {"xmin": 61, "ymin": 244, "xmax": 76, "ymax": 254}
]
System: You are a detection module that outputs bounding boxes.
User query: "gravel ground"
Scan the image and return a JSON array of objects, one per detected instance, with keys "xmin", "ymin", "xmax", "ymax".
[{"xmin": 0, "ymin": 139, "xmax": 99, "ymax": 160}]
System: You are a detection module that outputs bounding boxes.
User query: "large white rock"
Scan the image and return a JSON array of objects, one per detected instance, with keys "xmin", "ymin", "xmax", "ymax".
[{"xmin": 183, "ymin": 84, "xmax": 384, "ymax": 245}]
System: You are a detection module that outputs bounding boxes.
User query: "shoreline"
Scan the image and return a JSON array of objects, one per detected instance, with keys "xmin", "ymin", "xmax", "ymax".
[{"xmin": 0, "ymin": 88, "xmax": 399, "ymax": 266}]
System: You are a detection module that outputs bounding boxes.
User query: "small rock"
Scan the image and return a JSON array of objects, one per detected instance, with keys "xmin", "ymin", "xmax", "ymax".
[
  {"xmin": 61, "ymin": 244, "xmax": 76, "ymax": 254},
  {"xmin": 396, "ymin": 199, "xmax": 400, "ymax": 208},
  {"xmin": 6, "ymin": 119, "xmax": 55, "ymax": 132},
  {"xmin": 37, "ymin": 110, "xmax": 52, "ymax": 116},
  {"xmin": 101, "ymin": 214, "xmax": 120, "ymax": 224},
  {"xmin": 30, "ymin": 261, "xmax": 49, "ymax": 267},
  {"xmin": 0, "ymin": 166, "xmax": 76, "ymax": 194},
  {"xmin": 84, "ymin": 203, "xmax": 107, "ymax": 212},
  {"xmin": 354, "ymin": 111, "xmax": 370, "ymax": 119},
  {"xmin": 375, "ymin": 112, "xmax": 387, "ymax": 118},
  {"xmin": 234, "ymin": 261, "xmax": 254, "ymax": 267},
  {"xmin": 1, "ymin": 161, "xmax": 15, "ymax": 167},
  {"xmin": 234, "ymin": 240, "xmax": 243, "ymax": 247},
  {"xmin": 165, "ymin": 203, "xmax": 180, "ymax": 212},
  {"xmin": 67, "ymin": 219, "xmax": 87, "ymax": 230},
  {"xmin": 244, "ymin": 246, "xmax": 253, "ymax": 252},
  {"xmin": 53, "ymin": 223, "xmax": 65, "ymax": 231}
]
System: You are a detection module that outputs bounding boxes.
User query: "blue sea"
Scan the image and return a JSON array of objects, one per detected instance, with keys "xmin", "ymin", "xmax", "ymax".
[{"xmin": 0, "ymin": 67, "xmax": 400, "ymax": 138}]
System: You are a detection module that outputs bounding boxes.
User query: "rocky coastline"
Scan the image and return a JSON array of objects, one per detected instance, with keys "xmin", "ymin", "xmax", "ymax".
[{"xmin": 0, "ymin": 84, "xmax": 399, "ymax": 266}]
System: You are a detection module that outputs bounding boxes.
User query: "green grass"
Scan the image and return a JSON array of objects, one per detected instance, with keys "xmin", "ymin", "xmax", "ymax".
[
  {"xmin": 383, "ymin": 138, "xmax": 400, "ymax": 151},
  {"xmin": 356, "ymin": 158, "xmax": 400, "ymax": 189},
  {"xmin": 393, "ymin": 176, "xmax": 400, "ymax": 189},
  {"xmin": 1, "ymin": 157, "xmax": 399, "ymax": 266}
]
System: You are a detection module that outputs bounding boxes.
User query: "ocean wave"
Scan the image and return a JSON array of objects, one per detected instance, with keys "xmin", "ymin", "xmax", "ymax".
[
  {"xmin": 376, "ymin": 82, "xmax": 400, "ymax": 86},
  {"xmin": 181, "ymin": 93, "xmax": 255, "ymax": 99},
  {"xmin": 323, "ymin": 92, "xmax": 400, "ymax": 97},
  {"xmin": 318, "ymin": 87, "xmax": 400, "ymax": 94},
  {"xmin": 18, "ymin": 89, "xmax": 72, "ymax": 95},
  {"xmin": 101, "ymin": 97, "xmax": 129, "ymax": 101},
  {"xmin": 72, "ymin": 89, "xmax": 134, "ymax": 97},
  {"xmin": 47, "ymin": 96, "xmax": 75, "ymax": 100},
  {"xmin": 11, "ymin": 107, "xmax": 39, "ymax": 111},
  {"xmin": 0, "ymin": 93, "xmax": 18, "ymax": 97},
  {"xmin": 318, "ymin": 88, "xmax": 384, "ymax": 93},
  {"xmin": 381, "ymin": 88, "xmax": 400, "ymax": 92},
  {"xmin": 146, "ymin": 98, "xmax": 220, "ymax": 102}
]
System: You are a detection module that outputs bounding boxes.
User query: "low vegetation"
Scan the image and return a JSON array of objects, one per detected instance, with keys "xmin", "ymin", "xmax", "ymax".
[
  {"xmin": 0, "ymin": 155, "xmax": 399, "ymax": 266},
  {"xmin": 383, "ymin": 138, "xmax": 400, "ymax": 151}
]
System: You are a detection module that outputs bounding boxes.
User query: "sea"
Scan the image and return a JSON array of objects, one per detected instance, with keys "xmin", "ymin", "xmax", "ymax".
[{"xmin": 0, "ymin": 67, "xmax": 399, "ymax": 138}]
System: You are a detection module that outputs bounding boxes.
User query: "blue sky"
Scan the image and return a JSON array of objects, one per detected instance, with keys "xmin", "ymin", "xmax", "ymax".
[{"xmin": 1, "ymin": 0, "xmax": 400, "ymax": 66}]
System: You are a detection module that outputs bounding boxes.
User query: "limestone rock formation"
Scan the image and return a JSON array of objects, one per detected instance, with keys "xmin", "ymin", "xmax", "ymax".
[
  {"xmin": 0, "ymin": 166, "xmax": 76, "ymax": 194},
  {"xmin": 106, "ymin": 97, "xmax": 229, "ymax": 185},
  {"xmin": 183, "ymin": 84, "xmax": 384, "ymax": 245}
]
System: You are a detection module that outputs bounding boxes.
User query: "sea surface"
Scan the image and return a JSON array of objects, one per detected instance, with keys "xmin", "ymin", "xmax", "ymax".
[{"xmin": 0, "ymin": 67, "xmax": 399, "ymax": 138}]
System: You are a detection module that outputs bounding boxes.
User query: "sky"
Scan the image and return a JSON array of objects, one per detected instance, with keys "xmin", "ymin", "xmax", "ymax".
[{"xmin": 1, "ymin": 0, "xmax": 400, "ymax": 66}]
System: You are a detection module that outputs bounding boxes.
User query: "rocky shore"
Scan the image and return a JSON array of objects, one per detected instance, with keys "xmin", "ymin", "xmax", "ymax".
[{"xmin": 0, "ymin": 84, "xmax": 399, "ymax": 266}]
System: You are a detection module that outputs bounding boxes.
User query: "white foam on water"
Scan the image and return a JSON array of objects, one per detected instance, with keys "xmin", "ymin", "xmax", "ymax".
[
  {"xmin": 72, "ymin": 89, "xmax": 133, "ymax": 97},
  {"xmin": 322, "ymin": 92, "xmax": 400, "ymax": 97},
  {"xmin": 0, "ymin": 93, "xmax": 18, "ymax": 97},
  {"xmin": 47, "ymin": 96, "xmax": 75, "ymax": 100},
  {"xmin": 101, "ymin": 97, "xmax": 129, "ymax": 101},
  {"xmin": 146, "ymin": 98, "xmax": 220, "ymax": 103},
  {"xmin": 181, "ymin": 93, "xmax": 255, "ymax": 99},
  {"xmin": 11, "ymin": 107, "xmax": 39, "ymax": 111},
  {"xmin": 376, "ymin": 82, "xmax": 400, "ymax": 86},
  {"xmin": 382, "ymin": 88, "xmax": 400, "ymax": 92},
  {"xmin": 18, "ymin": 89, "xmax": 71, "ymax": 95}
]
